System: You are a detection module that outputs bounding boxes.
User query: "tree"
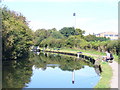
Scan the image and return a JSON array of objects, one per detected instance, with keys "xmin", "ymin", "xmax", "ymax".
[
  {"xmin": 65, "ymin": 35, "xmax": 87, "ymax": 48},
  {"xmin": 85, "ymin": 34, "xmax": 110, "ymax": 42},
  {"xmin": 75, "ymin": 28, "xmax": 85, "ymax": 38},
  {"xmin": 2, "ymin": 7, "xmax": 34, "ymax": 60},
  {"xmin": 59, "ymin": 27, "xmax": 85, "ymax": 38},
  {"xmin": 40, "ymin": 37, "xmax": 65, "ymax": 48},
  {"xmin": 51, "ymin": 31, "xmax": 64, "ymax": 39},
  {"xmin": 59, "ymin": 27, "xmax": 76, "ymax": 37},
  {"xmin": 34, "ymin": 29, "xmax": 50, "ymax": 46}
]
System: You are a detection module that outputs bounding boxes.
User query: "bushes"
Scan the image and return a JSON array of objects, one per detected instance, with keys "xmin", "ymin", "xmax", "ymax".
[
  {"xmin": 84, "ymin": 40, "xmax": 119, "ymax": 55},
  {"xmin": 105, "ymin": 40, "xmax": 119, "ymax": 55},
  {"xmin": 40, "ymin": 37, "xmax": 65, "ymax": 48}
]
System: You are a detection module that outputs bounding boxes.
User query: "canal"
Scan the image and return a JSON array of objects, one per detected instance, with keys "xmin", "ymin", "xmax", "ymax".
[{"xmin": 3, "ymin": 52, "xmax": 101, "ymax": 88}]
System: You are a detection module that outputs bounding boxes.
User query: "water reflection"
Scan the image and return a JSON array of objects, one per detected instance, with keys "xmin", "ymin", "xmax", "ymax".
[
  {"xmin": 26, "ymin": 52, "xmax": 100, "ymax": 88},
  {"xmin": 3, "ymin": 52, "xmax": 101, "ymax": 88},
  {"xmin": 2, "ymin": 58, "xmax": 33, "ymax": 88},
  {"xmin": 29, "ymin": 52, "xmax": 94, "ymax": 72},
  {"xmin": 72, "ymin": 70, "xmax": 75, "ymax": 84}
]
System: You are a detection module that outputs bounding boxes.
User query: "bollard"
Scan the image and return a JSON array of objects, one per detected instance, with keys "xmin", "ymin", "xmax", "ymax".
[
  {"xmin": 77, "ymin": 53, "xmax": 80, "ymax": 58},
  {"xmin": 77, "ymin": 52, "xmax": 82, "ymax": 58}
]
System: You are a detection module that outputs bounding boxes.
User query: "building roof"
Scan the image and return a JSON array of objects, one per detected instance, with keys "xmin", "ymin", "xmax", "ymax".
[{"xmin": 98, "ymin": 32, "xmax": 118, "ymax": 35}]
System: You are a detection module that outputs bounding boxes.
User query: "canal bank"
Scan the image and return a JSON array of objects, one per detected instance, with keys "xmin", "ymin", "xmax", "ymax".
[{"xmin": 41, "ymin": 48, "xmax": 117, "ymax": 88}]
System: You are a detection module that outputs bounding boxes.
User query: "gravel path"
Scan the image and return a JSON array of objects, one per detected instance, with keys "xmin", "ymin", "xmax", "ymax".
[{"xmin": 109, "ymin": 61, "xmax": 118, "ymax": 88}]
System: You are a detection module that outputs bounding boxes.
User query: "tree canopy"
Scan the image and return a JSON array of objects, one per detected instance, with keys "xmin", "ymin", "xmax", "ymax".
[
  {"xmin": 59, "ymin": 27, "xmax": 85, "ymax": 37},
  {"xmin": 2, "ymin": 7, "xmax": 34, "ymax": 60},
  {"xmin": 84, "ymin": 34, "xmax": 110, "ymax": 42}
]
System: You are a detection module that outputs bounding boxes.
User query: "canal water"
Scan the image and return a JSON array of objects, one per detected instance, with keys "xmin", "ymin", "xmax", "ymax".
[{"xmin": 3, "ymin": 52, "xmax": 101, "ymax": 88}]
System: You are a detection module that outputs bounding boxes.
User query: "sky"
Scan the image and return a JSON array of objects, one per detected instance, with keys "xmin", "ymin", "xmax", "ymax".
[{"xmin": 1, "ymin": 0, "xmax": 119, "ymax": 34}]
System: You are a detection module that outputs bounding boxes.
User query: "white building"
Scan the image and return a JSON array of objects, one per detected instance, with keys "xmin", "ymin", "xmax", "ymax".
[{"xmin": 95, "ymin": 32, "xmax": 118, "ymax": 40}]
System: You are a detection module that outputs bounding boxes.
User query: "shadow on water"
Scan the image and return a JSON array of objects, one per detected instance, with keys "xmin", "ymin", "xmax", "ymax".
[{"xmin": 3, "ymin": 51, "xmax": 102, "ymax": 88}]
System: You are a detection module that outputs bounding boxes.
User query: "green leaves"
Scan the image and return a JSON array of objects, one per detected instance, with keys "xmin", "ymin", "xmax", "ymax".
[
  {"xmin": 65, "ymin": 35, "xmax": 87, "ymax": 48},
  {"xmin": 59, "ymin": 27, "xmax": 75, "ymax": 37},
  {"xmin": 85, "ymin": 34, "xmax": 110, "ymax": 42},
  {"xmin": 59, "ymin": 27, "xmax": 85, "ymax": 37},
  {"xmin": 2, "ymin": 7, "xmax": 33, "ymax": 60}
]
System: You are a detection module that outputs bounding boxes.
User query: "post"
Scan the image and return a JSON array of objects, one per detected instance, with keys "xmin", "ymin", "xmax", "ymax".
[
  {"xmin": 73, "ymin": 12, "xmax": 76, "ymax": 29},
  {"xmin": 77, "ymin": 52, "xmax": 82, "ymax": 58},
  {"xmin": 77, "ymin": 53, "xmax": 80, "ymax": 58}
]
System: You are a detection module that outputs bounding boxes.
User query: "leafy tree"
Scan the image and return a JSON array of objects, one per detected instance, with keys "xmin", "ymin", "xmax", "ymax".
[
  {"xmin": 34, "ymin": 28, "xmax": 65, "ymax": 46},
  {"xmin": 75, "ymin": 28, "xmax": 85, "ymax": 38},
  {"xmin": 34, "ymin": 29, "xmax": 50, "ymax": 46},
  {"xmin": 51, "ymin": 31, "xmax": 64, "ymax": 39},
  {"xmin": 96, "ymin": 37, "xmax": 110, "ymax": 41},
  {"xmin": 59, "ymin": 27, "xmax": 76, "ymax": 37},
  {"xmin": 105, "ymin": 40, "xmax": 118, "ymax": 55},
  {"xmin": 65, "ymin": 35, "xmax": 87, "ymax": 48},
  {"xmin": 2, "ymin": 7, "xmax": 33, "ymax": 60},
  {"xmin": 85, "ymin": 34, "xmax": 110, "ymax": 42},
  {"xmin": 85, "ymin": 35, "xmax": 97, "ymax": 42},
  {"xmin": 59, "ymin": 27, "xmax": 85, "ymax": 38},
  {"xmin": 40, "ymin": 37, "xmax": 65, "ymax": 48}
]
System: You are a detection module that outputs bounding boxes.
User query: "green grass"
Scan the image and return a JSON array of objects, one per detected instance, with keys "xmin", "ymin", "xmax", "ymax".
[
  {"xmin": 60, "ymin": 48, "xmax": 106, "ymax": 55},
  {"xmin": 113, "ymin": 54, "xmax": 119, "ymax": 63},
  {"xmin": 41, "ymin": 47, "xmax": 104, "ymax": 55},
  {"xmin": 94, "ymin": 62, "xmax": 112, "ymax": 88}
]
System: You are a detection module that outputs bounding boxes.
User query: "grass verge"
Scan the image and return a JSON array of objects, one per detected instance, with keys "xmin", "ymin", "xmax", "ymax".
[{"xmin": 94, "ymin": 62, "xmax": 112, "ymax": 88}]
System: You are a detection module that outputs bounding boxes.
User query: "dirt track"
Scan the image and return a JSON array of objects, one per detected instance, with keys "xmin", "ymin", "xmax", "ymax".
[{"xmin": 109, "ymin": 61, "xmax": 118, "ymax": 88}]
